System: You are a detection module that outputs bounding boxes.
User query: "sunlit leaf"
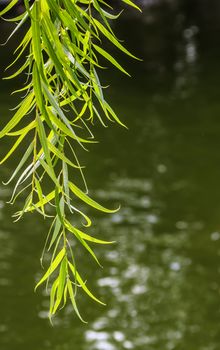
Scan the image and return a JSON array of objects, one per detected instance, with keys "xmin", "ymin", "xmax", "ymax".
[
  {"xmin": 68, "ymin": 262, "xmax": 105, "ymax": 305},
  {"xmin": 35, "ymin": 248, "xmax": 65, "ymax": 290},
  {"xmin": 69, "ymin": 181, "xmax": 119, "ymax": 213}
]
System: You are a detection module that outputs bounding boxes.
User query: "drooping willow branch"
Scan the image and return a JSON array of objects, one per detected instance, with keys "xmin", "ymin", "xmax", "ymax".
[{"xmin": 0, "ymin": 0, "xmax": 141, "ymax": 320}]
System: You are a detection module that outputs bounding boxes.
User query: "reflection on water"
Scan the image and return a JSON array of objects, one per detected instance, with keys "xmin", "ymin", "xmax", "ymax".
[{"xmin": 1, "ymin": 2, "xmax": 220, "ymax": 350}]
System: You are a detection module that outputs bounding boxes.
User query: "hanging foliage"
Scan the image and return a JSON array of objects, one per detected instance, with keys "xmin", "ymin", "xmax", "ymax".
[{"xmin": 0, "ymin": 0, "xmax": 141, "ymax": 321}]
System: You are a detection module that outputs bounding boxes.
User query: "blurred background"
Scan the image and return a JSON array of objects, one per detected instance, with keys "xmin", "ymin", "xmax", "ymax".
[{"xmin": 1, "ymin": 0, "xmax": 220, "ymax": 349}]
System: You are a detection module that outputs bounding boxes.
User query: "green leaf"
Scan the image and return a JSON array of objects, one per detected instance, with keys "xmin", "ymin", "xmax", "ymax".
[
  {"xmin": 65, "ymin": 219, "xmax": 114, "ymax": 244},
  {"xmin": 93, "ymin": 44, "xmax": 130, "ymax": 76},
  {"xmin": 122, "ymin": 0, "xmax": 142, "ymax": 12},
  {"xmin": 48, "ymin": 216, "xmax": 62, "ymax": 250},
  {"xmin": 6, "ymin": 120, "xmax": 36, "ymax": 137},
  {"xmin": 39, "ymin": 158, "xmax": 60, "ymax": 187},
  {"xmin": 49, "ymin": 277, "xmax": 59, "ymax": 316},
  {"xmin": 0, "ymin": 92, "xmax": 34, "ymax": 138},
  {"xmin": 25, "ymin": 189, "xmax": 56, "ymax": 213},
  {"xmin": 34, "ymin": 178, "xmax": 45, "ymax": 216},
  {"xmin": 0, "ymin": 0, "xmax": 19, "ymax": 17},
  {"xmin": 48, "ymin": 142, "xmax": 80, "ymax": 169},
  {"xmin": 3, "ymin": 142, "xmax": 34, "ymax": 185},
  {"xmin": 35, "ymin": 248, "xmax": 65, "ymax": 290},
  {"xmin": 0, "ymin": 132, "xmax": 28, "ymax": 165},
  {"xmin": 1, "ymin": 10, "xmax": 29, "ymax": 45},
  {"xmin": 68, "ymin": 262, "xmax": 105, "ymax": 305},
  {"xmin": 93, "ymin": 18, "xmax": 140, "ymax": 60},
  {"xmin": 52, "ymin": 257, "xmax": 67, "ymax": 314},
  {"xmin": 36, "ymin": 114, "xmax": 53, "ymax": 169},
  {"xmin": 68, "ymin": 224, "xmax": 102, "ymax": 266},
  {"xmin": 42, "ymin": 81, "xmax": 92, "ymax": 146},
  {"xmin": 70, "ymin": 205, "xmax": 92, "ymax": 227},
  {"xmin": 31, "ymin": 2, "xmax": 43, "ymax": 72},
  {"xmin": 69, "ymin": 181, "xmax": 119, "ymax": 213},
  {"xmin": 67, "ymin": 279, "xmax": 87, "ymax": 323}
]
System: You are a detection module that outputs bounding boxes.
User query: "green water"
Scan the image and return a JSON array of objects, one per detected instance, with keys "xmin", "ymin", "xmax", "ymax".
[{"xmin": 1, "ymin": 4, "xmax": 220, "ymax": 349}]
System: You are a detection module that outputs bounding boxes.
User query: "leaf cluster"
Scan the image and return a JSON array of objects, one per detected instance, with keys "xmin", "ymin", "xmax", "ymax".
[{"xmin": 0, "ymin": 0, "xmax": 140, "ymax": 320}]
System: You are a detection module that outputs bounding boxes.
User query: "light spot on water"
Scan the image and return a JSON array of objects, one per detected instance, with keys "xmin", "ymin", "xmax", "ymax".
[
  {"xmin": 132, "ymin": 284, "xmax": 147, "ymax": 295},
  {"xmin": 0, "ymin": 187, "xmax": 11, "ymax": 199},
  {"xmin": 93, "ymin": 318, "xmax": 108, "ymax": 330},
  {"xmin": 176, "ymin": 221, "xmax": 188, "ymax": 230},
  {"xmin": 105, "ymin": 251, "xmax": 119, "ymax": 261},
  {"xmin": 0, "ymin": 278, "xmax": 11, "ymax": 286},
  {"xmin": 211, "ymin": 232, "xmax": 220, "ymax": 241},
  {"xmin": 95, "ymin": 341, "xmax": 116, "ymax": 350},
  {"xmin": 85, "ymin": 330, "xmax": 109, "ymax": 342},
  {"xmin": 111, "ymin": 213, "xmax": 123, "ymax": 224},
  {"xmin": 146, "ymin": 214, "xmax": 158, "ymax": 224},
  {"xmin": 107, "ymin": 309, "xmax": 119, "ymax": 318},
  {"xmin": 113, "ymin": 331, "xmax": 125, "ymax": 342},
  {"xmin": 183, "ymin": 26, "xmax": 199, "ymax": 40},
  {"xmin": 85, "ymin": 331, "xmax": 117, "ymax": 350},
  {"xmin": 192, "ymin": 221, "xmax": 204, "ymax": 230},
  {"xmin": 0, "ymin": 324, "xmax": 7, "ymax": 333},
  {"xmin": 157, "ymin": 164, "xmax": 167, "ymax": 173},
  {"xmin": 186, "ymin": 43, "xmax": 197, "ymax": 64},
  {"xmin": 169, "ymin": 262, "xmax": 181, "ymax": 271},
  {"xmin": 114, "ymin": 178, "xmax": 152, "ymax": 192},
  {"xmin": 123, "ymin": 340, "xmax": 134, "ymax": 349},
  {"xmin": 38, "ymin": 310, "xmax": 49, "ymax": 319},
  {"xmin": 140, "ymin": 196, "xmax": 151, "ymax": 208},
  {"xmin": 97, "ymin": 277, "xmax": 120, "ymax": 289},
  {"xmin": 109, "ymin": 267, "xmax": 118, "ymax": 275}
]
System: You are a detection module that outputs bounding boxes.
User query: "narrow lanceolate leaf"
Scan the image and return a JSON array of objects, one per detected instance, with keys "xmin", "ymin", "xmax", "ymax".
[
  {"xmin": 0, "ymin": 0, "xmax": 19, "ymax": 17},
  {"xmin": 32, "ymin": 63, "xmax": 45, "ymax": 114},
  {"xmin": 65, "ymin": 219, "xmax": 114, "ymax": 244},
  {"xmin": 1, "ymin": 10, "xmax": 29, "ymax": 45},
  {"xmin": 25, "ymin": 189, "xmax": 56, "ymax": 212},
  {"xmin": 35, "ymin": 178, "xmax": 45, "ymax": 215},
  {"xmin": 122, "ymin": 0, "xmax": 142, "ymax": 12},
  {"xmin": 48, "ymin": 142, "xmax": 80, "ymax": 169},
  {"xmin": 39, "ymin": 158, "xmax": 60, "ymax": 187},
  {"xmin": 48, "ymin": 216, "xmax": 62, "ymax": 250},
  {"xmin": 35, "ymin": 248, "xmax": 65, "ymax": 290},
  {"xmin": 3, "ymin": 142, "xmax": 34, "ymax": 186},
  {"xmin": 49, "ymin": 277, "xmax": 59, "ymax": 316},
  {"xmin": 36, "ymin": 114, "xmax": 53, "ymax": 168},
  {"xmin": 93, "ymin": 18, "xmax": 140, "ymax": 60},
  {"xmin": 42, "ymin": 82, "xmax": 90, "ymax": 146},
  {"xmin": 69, "ymin": 226, "xmax": 102, "ymax": 266},
  {"xmin": 71, "ymin": 206, "xmax": 92, "ymax": 227},
  {"xmin": 52, "ymin": 257, "xmax": 67, "ymax": 314},
  {"xmin": 31, "ymin": 1, "xmax": 43, "ymax": 71},
  {"xmin": 0, "ymin": 132, "xmax": 28, "ymax": 165},
  {"xmin": 93, "ymin": 44, "xmax": 130, "ymax": 76},
  {"xmin": 7, "ymin": 120, "xmax": 36, "ymax": 137},
  {"xmin": 68, "ymin": 262, "xmax": 105, "ymax": 305},
  {"xmin": 69, "ymin": 181, "xmax": 119, "ymax": 213},
  {"xmin": 0, "ymin": 92, "xmax": 34, "ymax": 138},
  {"xmin": 67, "ymin": 279, "xmax": 87, "ymax": 323}
]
